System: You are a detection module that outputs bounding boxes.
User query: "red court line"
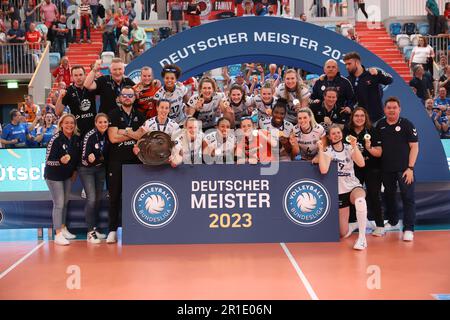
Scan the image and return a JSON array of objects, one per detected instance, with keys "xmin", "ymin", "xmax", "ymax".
[
  {"xmin": 285, "ymin": 231, "xmax": 450, "ymax": 300},
  {"xmin": 0, "ymin": 241, "xmax": 43, "ymax": 274},
  {"xmin": 0, "ymin": 242, "xmax": 312, "ymax": 300}
]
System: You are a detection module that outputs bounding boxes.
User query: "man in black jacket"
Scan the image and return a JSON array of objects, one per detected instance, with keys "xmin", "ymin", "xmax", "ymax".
[
  {"xmin": 343, "ymin": 52, "xmax": 394, "ymax": 123},
  {"xmin": 311, "ymin": 59, "xmax": 355, "ymax": 113}
]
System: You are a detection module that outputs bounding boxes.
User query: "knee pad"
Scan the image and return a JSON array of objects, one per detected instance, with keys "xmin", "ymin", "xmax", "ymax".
[{"xmin": 355, "ymin": 197, "xmax": 367, "ymax": 212}]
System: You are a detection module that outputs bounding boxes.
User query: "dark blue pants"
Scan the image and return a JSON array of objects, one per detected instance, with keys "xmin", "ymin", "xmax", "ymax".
[
  {"xmin": 382, "ymin": 171, "xmax": 416, "ymax": 232},
  {"xmin": 78, "ymin": 166, "xmax": 106, "ymax": 231},
  {"xmin": 90, "ymin": 5, "xmax": 99, "ymax": 26},
  {"xmin": 103, "ymin": 32, "xmax": 116, "ymax": 52}
]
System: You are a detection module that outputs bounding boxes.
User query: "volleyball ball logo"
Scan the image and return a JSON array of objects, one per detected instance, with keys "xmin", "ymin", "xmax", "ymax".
[
  {"xmin": 283, "ymin": 180, "xmax": 330, "ymax": 226},
  {"xmin": 145, "ymin": 195, "xmax": 166, "ymax": 214},
  {"xmin": 297, "ymin": 192, "xmax": 317, "ymax": 213},
  {"xmin": 132, "ymin": 182, "xmax": 178, "ymax": 228}
]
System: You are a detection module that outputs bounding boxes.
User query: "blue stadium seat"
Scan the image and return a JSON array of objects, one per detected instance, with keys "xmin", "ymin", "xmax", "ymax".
[
  {"xmin": 389, "ymin": 23, "xmax": 402, "ymax": 36},
  {"xmin": 159, "ymin": 27, "xmax": 172, "ymax": 41},
  {"xmin": 49, "ymin": 52, "xmax": 61, "ymax": 69},
  {"xmin": 403, "ymin": 22, "xmax": 417, "ymax": 36},
  {"xmin": 306, "ymin": 74, "xmax": 319, "ymax": 81},
  {"xmin": 403, "ymin": 46, "xmax": 414, "ymax": 61},
  {"xmin": 417, "ymin": 23, "xmax": 430, "ymax": 36},
  {"xmin": 324, "ymin": 24, "xmax": 337, "ymax": 32}
]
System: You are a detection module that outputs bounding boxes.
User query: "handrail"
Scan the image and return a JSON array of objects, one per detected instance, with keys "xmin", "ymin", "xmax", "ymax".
[{"xmin": 28, "ymin": 42, "xmax": 52, "ymax": 106}]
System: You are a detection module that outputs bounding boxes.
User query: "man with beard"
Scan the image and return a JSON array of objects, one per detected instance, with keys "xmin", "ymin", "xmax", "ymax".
[
  {"xmin": 133, "ymin": 66, "xmax": 161, "ymax": 119},
  {"xmin": 56, "ymin": 65, "xmax": 97, "ymax": 138},
  {"xmin": 106, "ymin": 86, "xmax": 145, "ymax": 243},
  {"xmin": 343, "ymin": 52, "xmax": 393, "ymax": 123}
]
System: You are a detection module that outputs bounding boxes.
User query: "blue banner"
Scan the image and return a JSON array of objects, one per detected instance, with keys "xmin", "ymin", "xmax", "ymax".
[{"xmin": 122, "ymin": 162, "xmax": 340, "ymax": 245}]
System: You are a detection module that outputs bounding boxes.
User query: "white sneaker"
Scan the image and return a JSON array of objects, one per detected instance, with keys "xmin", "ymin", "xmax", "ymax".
[
  {"xmin": 61, "ymin": 227, "xmax": 76, "ymax": 239},
  {"xmin": 106, "ymin": 231, "xmax": 117, "ymax": 244},
  {"xmin": 353, "ymin": 237, "xmax": 367, "ymax": 250},
  {"xmin": 372, "ymin": 227, "xmax": 385, "ymax": 237},
  {"xmin": 384, "ymin": 222, "xmax": 401, "ymax": 231},
  {"xmin": 344, "ymin": 222, "xmax": 358, "ymax": 238},
  {"xmin": 81, "ymin": 188, "xmax": 86, "ymax": 199},
  {"xmin": 403, "ymin": 231, "xmax": 414, "ymax": 242},
  {"xmin": 94, "ymin": 228, "xmax": 106, "ymax": 240},
  {"xmin": 87, "ymin": 231, "xmax": 101, "ymax": 244},
  {"xmin": 55, "ymin": 232, "xmax": 70, "ymax": 246}
]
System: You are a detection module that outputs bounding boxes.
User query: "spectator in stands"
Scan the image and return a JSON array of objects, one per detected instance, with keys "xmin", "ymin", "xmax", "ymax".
[
  {"xmin": 299, "ymin": 12, "xmax": 307, "ymax": 22},
  {"xmin": 264, "ymin": 63, "xmax": 280, "ymax": 83},
  {"xmin": 44, "ymin": 113, "xmax": 81, "ymax": 246},
  {"xmin": 409, "ymin": 36, "xmax": 435, "ymax": 74},
  {"xmin": 186, "ymin": 0, "xmax": 201, "ymax": 27},
  {"xmin": 84, "ymin": 58, "xmax": 135, "ymax": 114},
  {"xmin": 123, "ymin": 1, "xmax": 136, "ymax": 24},
  {"xmin": 311, "ymin": 59, "xmax": 354, "ymax": 112},
  {"xmin": 426, "ymin": 0, "xmax": 440, "ymax": 36},
  {"xmin": 242, "ymin": 1, "xmax": 254, "ymax": 16},
  {"xmin": 130, "ymin": 21, "xmax": 146, "ymax": 57},
  {"xmin": 118, "ymin": 26, "xmax": 132, "ymax": 63},
  {"xmin": 52, "ymin": 15, "xmax": 69, "ymax": 58},
  {"xmin": 425, "ymin": 98, "xmax": 444, "ymax": 133},
  {"xmin": 346, "ymin": 28, "xmax": 359, "ymax": 42},
  {"xmin": 409, "ymin": 64, "xmax": 432, "ymax": 103},
  {"xmin": 0, "ymin": 109, "xmax": 33, "ymax": 148},
  {"xmin": 445, "ymin": 2, "xmax": 450, "ymax": 19},
  {"xmin": 141, "ymin": 0, "xmax": 153, "ymax": 20},
  {"xmin": 114, "ymin": 8, "xmax": 129, "ymax": 40},
  {"xmin": 438, "ymin": 54, "xmax": 448, "ymax": 78},
  {"xmin": 440, "ymin": 107, "xmax": 450, "ymax": 138},
  {"xmin": 90, "ymin": 0, "xmax": 100, "ymax": 28},
  {"xmin": 25, "ymin": 23, "xmax": 42, "ymax": 51},
  {"xmin": 79, "ymin": 0, "xmax": 92, "ymax": 44},
  {"xmin": 35, "ymin": 112, "xmax": 58, "ymax": 147},
  {"xmin": 7, "ymin": 19, "xmax": 26, "ymax": 73},
  {"xmin": 255, "ymin": 0, "xmax": 270, "ymax": 16},
  {"xmin": 439, "ymin": 65, "xmax": 450, "ymax": 95},
  {"xmin": 281, "ymin": 5, "xmax": 292, "ymax": 19},
  {"xmin": 355, "ymin": 0, "xmax": 368, "ymax": 19},
  {"xmin": 168, "ymin": 0, "xmax": 184, "ymax": 35},
  {"xmin": 24, "ymin": 1, "xmax": 43, "ymax": 32},
  {"xmin": 20, "ymin": 94, "xmax": 41, "ymax": 123},
  {"xmin": 329, "ymin": 0, "xmax": 343, "ymax": 17},
  {"xmin": 344, "ymin": 52, "xmax": 393, "ymax": 123},
  {"xmin": 434, "ymin": 87, "xmax": 450, "ymax": 109},
  {"xmin": 41, "ymin": 0, "xmax": 59, "ymax": 29},
  {"xmin": 7, "ymin": 2, "xmax": 21, "ymax": 28},
  {"xmin": 53, "ymin": 56, "xmax": 72, "ymax": 87},
  {"xmin": 102, "ymin": 9, "xmax": 116, "ymax": 52}
]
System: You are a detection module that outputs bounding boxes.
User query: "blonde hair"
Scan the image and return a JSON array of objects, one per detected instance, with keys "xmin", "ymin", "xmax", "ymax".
[
  {"xmin": 198, "ymin": 76, "xmax": 218, "ymax": 93},
  {"xmin": 283, "ymin": 69, "xmax": 306, "ymax": 103},
  {"xmin": 297, "ymin": 107, "xmax": 318, "ymax": 128},
  {"xmin": 57, "ymin": 113, "xmax": 79, "ymax": 135}
]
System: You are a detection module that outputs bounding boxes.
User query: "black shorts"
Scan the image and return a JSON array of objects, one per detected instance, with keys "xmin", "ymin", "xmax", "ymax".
[{"xmin": 339, "ymin": 192, "xmax": 351, "ymax": 209}]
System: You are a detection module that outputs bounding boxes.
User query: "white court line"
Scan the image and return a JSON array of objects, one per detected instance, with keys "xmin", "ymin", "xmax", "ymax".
[
  {"xmin": 0, "ymin": 241, "xmax": 45, "ymax": 281},
  {"xmin": 280, "ymin": 242, "xmax": 319, "ymax": 300}
]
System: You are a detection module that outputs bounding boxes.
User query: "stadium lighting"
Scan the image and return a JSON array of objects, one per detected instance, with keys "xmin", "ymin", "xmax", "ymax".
[{"xmin": 7, "ymin": 81, "xmax": 19, "ymax": 89}]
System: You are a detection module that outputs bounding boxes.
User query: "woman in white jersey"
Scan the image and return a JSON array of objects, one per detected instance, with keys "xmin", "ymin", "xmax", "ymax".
[
  {"xmin": 275, "ymin": 69, "xmax": 310, "ymax": 124},
  {"xmin": 291, "ymin": 108, "xmax": 327, "ymax": 162},
  {"xmin": 260, "ymin": 99, "xmax": 295, "ymax": 161},
  {"xmin": 203, "ymin": 117, "xmax": 236, "ymax": 164},
  {"xmin": 185, "ymin": 77, "xmax": 229, "ymax": 131},
  {"xmin": 153, "ymin": 64, "xmax": 189, "ymax": 125},
  {"xmin": 133, "ymin": 99, "xmax": 182, "ymax": 166},
  {"xmin": 249, "ymin": 81, "xmax": 276, "ymax": 128},
  {"xmin": 225, "ymin": 84, "xmax": 253, "ymax": 128},
  {"xmin": 317, "ymin": 124, "xmax": 368, "ymax": 250},
  {"xmin": 176, "ymin": 117, "xmax": 204, "ymax": 165}
]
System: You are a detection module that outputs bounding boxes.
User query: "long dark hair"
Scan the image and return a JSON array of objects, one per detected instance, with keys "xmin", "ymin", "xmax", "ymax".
[{"xmin": 349, "ymin": 107, "xmax": 372, "ymax": 131}]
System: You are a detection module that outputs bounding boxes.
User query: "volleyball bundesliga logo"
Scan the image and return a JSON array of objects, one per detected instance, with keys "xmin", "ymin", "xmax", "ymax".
[
  {"xmin": 283, "ymin": 179, "xmax": 330, "ymax": 226},
  {"xmin": 128, "ymin": 69, "xmax": 142, "ymax": 83},
  {"xmin": 132, "ymin": 182, "xmax": 178, "ymax": 228}
]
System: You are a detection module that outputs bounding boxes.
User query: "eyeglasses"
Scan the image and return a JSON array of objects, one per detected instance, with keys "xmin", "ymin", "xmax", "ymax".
[
  {"xmin": 121, "ymin": 93, "xmax": 134, "ymax": 98},
  {"xmin": 164, "ymin": 68, "xmax": 177, "ymax": 73}
]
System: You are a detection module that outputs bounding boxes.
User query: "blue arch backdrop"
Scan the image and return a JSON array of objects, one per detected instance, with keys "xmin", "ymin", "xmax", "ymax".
[{"xmin": 126, "ymin": 17, "xmax": 450, "ymax": 182}]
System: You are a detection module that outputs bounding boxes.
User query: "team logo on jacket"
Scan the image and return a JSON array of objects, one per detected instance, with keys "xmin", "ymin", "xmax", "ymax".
[
  {"xmin": 283, "ymin": 179, "xmax": 330, "ymax": 226},
  {"xmin": 132, "ymin": 182, "xmax": 178, "ymax": 228}
]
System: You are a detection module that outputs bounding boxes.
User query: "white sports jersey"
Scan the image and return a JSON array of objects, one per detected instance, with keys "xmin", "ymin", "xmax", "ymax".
[
  {"xmin": 275, "ymin": 82, "xmax": 311, "ymax": 124},
  {"xmin": 204, "ymin": 130, "xmax": 236, "ymax": 161},
  {"xmin": 293, "ymin": 124, "xmax": 325, "ymax": 160},
  {"xmin": 141, "ymin": 116, "xmax": 181, "ymax": 145},
  {"xmin": 249, "ymin": 95, "xmax": 277, "ymax": 128},
  {"xmin": 179, "ymin": 131, "xmax": 204, "ymax": 164},
  {"xmin": 261, "ymin": 117, "xmax": 294, "ymax": 161},
  {"xmin": 153, "ymin": 83, "xmax": 188, "ymax": 125},
  {"xmin": 325, "ymin": 144, "xmax": 362, "ymax": 194},
  {"xmin": 186, "ymin": 92, "xmax": 225, "ymax": 129}
]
